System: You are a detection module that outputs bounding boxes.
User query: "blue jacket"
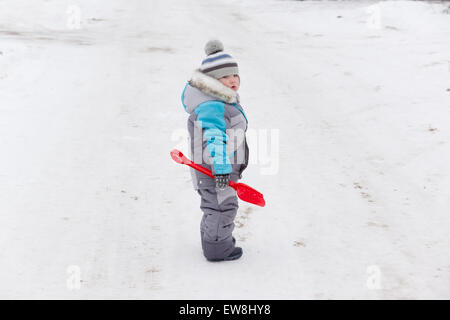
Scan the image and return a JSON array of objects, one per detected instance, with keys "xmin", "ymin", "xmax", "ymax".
[{"xmin": 181, "ymin": 71, "xmax": 249, "ymax": 189}]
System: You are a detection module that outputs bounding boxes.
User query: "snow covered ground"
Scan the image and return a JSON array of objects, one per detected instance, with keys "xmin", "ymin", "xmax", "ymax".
[{"xmin": 1, "ymin": 0, "xmax": 449, "ymax": 299}]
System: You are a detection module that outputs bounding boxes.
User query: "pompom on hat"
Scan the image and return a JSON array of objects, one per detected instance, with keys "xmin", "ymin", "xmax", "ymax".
[{"xmin": 199, "ymin": 39, "xmax": 239, "ymax": 80}]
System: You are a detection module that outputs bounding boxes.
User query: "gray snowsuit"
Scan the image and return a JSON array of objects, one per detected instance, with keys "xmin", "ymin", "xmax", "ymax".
[{"xmin": 181, "ymin": 70, "xmax": 249, "ymax": 260}]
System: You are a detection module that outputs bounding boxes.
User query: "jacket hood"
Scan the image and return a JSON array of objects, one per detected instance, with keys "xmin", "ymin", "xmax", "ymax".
[{"xmin": 182, "ymin": 70, "xmax": 240, "ymax": 114}]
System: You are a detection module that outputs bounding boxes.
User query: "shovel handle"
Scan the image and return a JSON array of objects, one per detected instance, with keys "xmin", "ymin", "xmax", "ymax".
[
  {"xmin": 171, "ymin": 149, "xmax": 264, "ymax": 206},
  {"xmin": 170, "ymin": 149, "xmax": 236, "ymax": 187}
]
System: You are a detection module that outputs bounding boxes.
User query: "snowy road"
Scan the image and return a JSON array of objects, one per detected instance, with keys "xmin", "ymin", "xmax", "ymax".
[{"xmin": 1, "ymin": 0, "xmax": 449, "ymax": 299}]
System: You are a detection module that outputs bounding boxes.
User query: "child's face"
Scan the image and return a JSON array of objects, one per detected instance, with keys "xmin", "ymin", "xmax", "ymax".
[{"xmin": 219, "ymin": 74, "xmax": 240, "ymax": 91}]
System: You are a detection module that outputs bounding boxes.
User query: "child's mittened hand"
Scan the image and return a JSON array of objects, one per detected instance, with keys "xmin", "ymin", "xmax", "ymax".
[{"xmin": 214, "ymin": 174, "xmax": 230, "ymax": 189}]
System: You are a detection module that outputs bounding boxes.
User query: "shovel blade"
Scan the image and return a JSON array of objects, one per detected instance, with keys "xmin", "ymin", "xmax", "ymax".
[
  {"xmin": 234, "ymin": 182, "xmax": 266, "ymax": 207},
  {"xmin": 171, "ymin": 149, "xmax": 266, "ymax": 207}
]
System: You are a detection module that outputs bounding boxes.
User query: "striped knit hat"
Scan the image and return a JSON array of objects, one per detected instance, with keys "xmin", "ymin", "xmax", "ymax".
[{"xmin": 199, "ymin": 40, "xmax": 239, "ymax": 79}]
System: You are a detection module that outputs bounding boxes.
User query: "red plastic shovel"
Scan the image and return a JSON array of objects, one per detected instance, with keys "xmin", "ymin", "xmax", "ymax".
[{"xmin": 170, "ymin": 149, "xmax": 265, "ymax": 207}]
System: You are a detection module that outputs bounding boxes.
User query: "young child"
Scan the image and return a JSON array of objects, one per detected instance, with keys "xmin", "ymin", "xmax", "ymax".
[{"xmin": 181, "ymin": 40, "xmax": 249, "ymax": 262}]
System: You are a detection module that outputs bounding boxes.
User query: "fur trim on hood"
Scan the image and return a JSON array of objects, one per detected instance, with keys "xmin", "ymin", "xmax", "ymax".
[{"xmin": 189, "ymin": 70, "xmax": 238, "ymax": 104}]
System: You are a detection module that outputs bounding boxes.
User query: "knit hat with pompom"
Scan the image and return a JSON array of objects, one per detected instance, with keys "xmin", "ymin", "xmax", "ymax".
[{"xmin": 199, "ymin": 39, "xmax": 239, "ymax": 79}]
